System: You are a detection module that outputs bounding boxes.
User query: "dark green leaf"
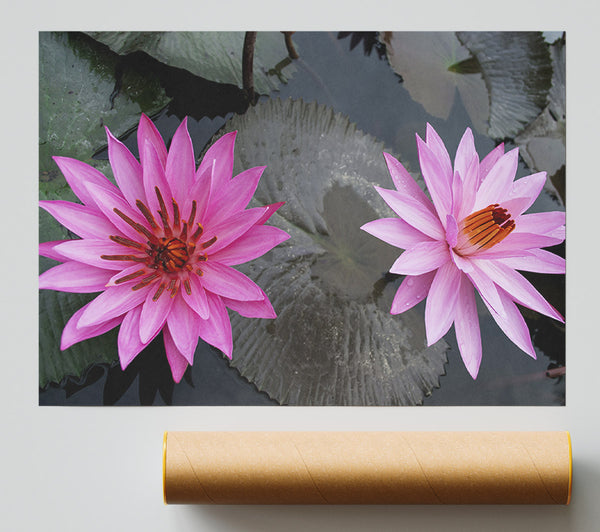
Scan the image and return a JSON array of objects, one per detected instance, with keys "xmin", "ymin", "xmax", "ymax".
[
  {"xmin": 39, "ymin": 32, "xmax": 170, "ymax": 174},
  {"xmin": 85, "ymin": 31, "xmax": 297, "ymax": 95}
]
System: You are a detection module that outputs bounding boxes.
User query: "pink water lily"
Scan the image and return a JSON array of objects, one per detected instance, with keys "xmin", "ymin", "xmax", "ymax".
[
  {"xmin": 39, "ymin": 114, "xmax": 289, "ymax": 382},
  {"xmin": 361, "ymin": 124, "xmax": 565, "ymax": 379}
]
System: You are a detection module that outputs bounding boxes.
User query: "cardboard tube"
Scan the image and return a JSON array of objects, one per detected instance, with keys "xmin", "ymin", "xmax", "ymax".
[{"xmin": 163, "ymin": 431, "xmax": 572, "ymax": 505}]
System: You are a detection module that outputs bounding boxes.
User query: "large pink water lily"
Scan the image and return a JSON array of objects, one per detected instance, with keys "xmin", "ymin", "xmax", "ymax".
[
  {"xmin": 39, "ymin": 114, "xmax": 290, "ymax": 382},
  {"xmin": 361, "ymin": 124, "xmax": 565, "ymax": 379}
]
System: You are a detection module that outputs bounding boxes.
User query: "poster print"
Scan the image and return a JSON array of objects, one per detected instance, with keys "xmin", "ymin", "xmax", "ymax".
[{"xmin": 39, "ymin": 31, "xmax": 565, "ymax": 405}]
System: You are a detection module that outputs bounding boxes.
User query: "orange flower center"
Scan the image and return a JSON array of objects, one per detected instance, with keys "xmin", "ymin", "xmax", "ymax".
[
  {"xmin": 149, "ymin": 237, "xmax": 189, "ymax": 273},
  {"xmin": 454, "ymin": 204, "xmax": 515, "ymax": 256}
]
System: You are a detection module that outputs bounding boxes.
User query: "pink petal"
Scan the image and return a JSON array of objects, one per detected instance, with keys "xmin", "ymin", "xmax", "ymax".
[
  {"xmin": 445, "ymin": 214, "xmax": 458, "ymax": 248},
  {"xmin": 222, "ymin": 291, "xmax": 276, "ymax": 318},
  {"xmin": 360, "ymin": 217, "xmax": 432, "ymax": 250},
  {"xmin": 53, "ymin": 239, "xmax": 145, "ymax": 270},
  {"xmin": 256, "ymin": 201, "xmax": 285, "ymax": 225},
  {"xmin": 139, "ymin": 285, "xmax": 176, "ymax": 344},
  {"xmin": 201, "ymin": 207, "xmax": 268, "ymax": 255},
  {"xmin": 472, "ymin": 259, "xmax": 564, "ymax": 322},
  {"xmin": 181, "ymin": 274, "xmax": 210, "ymax": 319},
  {"xmin": 482, "ymin": 287, "xmax": 536, "ymax": 359},
  {"xmin": 39, "ymin": 262, "xmax": 113, "ymax": 293},
  {"xmin": 39, "ymin": 240, "xmax": 70, "ymax": 261},
  {"xmin": 389, "ymin": 240, "xmax": 450, "ymax": 276},
  {"xmin": 210, "ymin": 225, "xmax": 290, "ymax": 266},
  {"xmin": 547, "ymin": 225, "xmax": 565, "ymax": 242},
  {"xmin": 199, "ymin": 262, "xmax": 264, "ymax": 301},
  {"xmin": 52, "ymin": 156, "xmax": 119, "ymax": 208},
  {"xmin": 186, "ymin": 160, "xmax": 213, "ymax": 223},
  {"xmin": 514, "ymin": 211, "xmax": 565, "ymax": 236},
  {"xmin": 117, "ymin": 306, "xmax": 149, "ymax": 369},
  {"xmin": 425, "ymin": 123, "xmax": 453, "ymax": 189},
  {"xmin": 197, "ymin": 292, "xmax": 233, "ymax": 359},
  {"xmin": 163, "ymin": 326, "xmax": 189, "ymax": 383},
  {"xmin": 479, "ymin": 142, "xmax": 504, "ymax": 184},
  {"xmin": 142, "ymin": 140, "xmax": 174, "ymax": 225},
  {"xmin": 106, "ymin": 127, "xmax": 146, "ymax": 207},
  {"xmin": 374, "ymin": 186, "xmax": 444, "ymax": 240},
  {"xmin": 60, "ymin": 302, "xmax": 123, "ymax": 350},
  {"xmin": 165, "ymin": 117, "xmax": 196, "ymax": 204},
  {"xmin": 416, "ymin": 135, "xmax": 452, "ymax": 223},
  {"xmin": 475, "ymin": 232, "xmax": 564, "ymax": 258},
  {"xmin": 508, "ymin": 172, "xmax": 547, "ymax": 215},
  {"xmin": 78, "ymin": 284, "xmax": 150, "ymax": 328},
  {"xmin": 473, "ymin": 148, "xmax": 519, "ymax": 210},
  {"xmin": 382, "ymin": 152, "xmax": 435, "ymax": 213},
  {"xmin": 497, "ymin": 196, "xmax": 536, "ymax": 219},
  {"xmin": 390, "ymin": 271, "xmax": 436, "ymax": 314},
  {"xmin": 166, "ymin": 295, "xmax": 200, "ymax": 364},
  {"xmin": 137, "ymin": 113, "xmax": 167, "ymax": 168},
  {"xmin": 450, "ymin": 170, "xmax": 464, "ymax": 219},
  {"xmin": 39, "ymin": 200, "xmax": 115, "ymax": 239},
  {"xmin": 203, "ymin": 166, "xmax": 265, "ymax": 227},
  {"xmin": 453, "ymin": 127, "xmax": 477, "ymax": 188},
  {"xmin": 450, "ymin": 248, "xmax": 474, "ymax": 273},
  {"xmin": 456, "ymin": 154, "xmax": 480, "ymax": 220},
  {"xmin": 497, "ymin": 249, "xmax": 565, "ymax": 274},
  {"xmin": 84, "ymin": 182, "xmax": 148, "ymax": 243},
  {"xmin": 106, "ymin": 265, "xmax": 152, "ymax": 287},
  {"xmin": 454, "ymin": 274, "xmax": 482, "ymax": 379},
  {"xmin": 466, "ymin": 262, "xmax": 505, "ymax": 317},
  {"xmin": 197, "ymin": 131, "xmax": 236, "ymax": 192},
  {"xmin": 424, "ymin": 261, "xmax": 461, "ymax": 345}
]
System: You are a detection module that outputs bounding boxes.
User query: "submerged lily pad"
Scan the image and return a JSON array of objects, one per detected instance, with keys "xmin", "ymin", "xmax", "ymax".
[
  {"xmin": 384, "ymin": 32, "xmax": 553, "ymax": 138},
  {"xmin": 213, "ymin": 98, "xmax": 448, "ymax": 405},
  {"xmin": 382, "ymin": 32, "xmax": 490, "ymax": 134},
  {"xmin": 85, "ymin": 31, "xmax": 297, "ymax": 96},
  {"xmin": 39, "ymin": 32, "xmax": 170, "ymax": 175}
]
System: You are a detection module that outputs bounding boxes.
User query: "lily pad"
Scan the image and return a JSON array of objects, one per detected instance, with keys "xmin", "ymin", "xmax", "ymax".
[
  {"xmin": 457, "ymin": 32, "xmax": 553, "ymax": 138},
  {"xmin": 383, "ymin": 32, "xmax": 553, "ymax": 139},
  {"xmin": 514, "ymin": 37, "xmax": 566, "ymax": 203},
  {"xmin": 213, "ymin": 98, "xmax": 448, "ymax": 405},
  {"xmin": 85, "ymin": 32, "xmax": 297, "ymax": 96},
  {"xmin": 382, "ymin": 32, "xmax": 490, "ymax": 134},
  {"xmin": 39, "ymin": 32, "xmax": 170, "ymax": 174}
]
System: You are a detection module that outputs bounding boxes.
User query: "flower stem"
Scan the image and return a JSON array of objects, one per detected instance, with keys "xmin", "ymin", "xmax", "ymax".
[
  {"xmin": 242, "ymin": 31, "xmax": 257, "ymax": 104},
  {"xmin": 283, "ymin": 32, "xmax": 299, "ymax": 59}
]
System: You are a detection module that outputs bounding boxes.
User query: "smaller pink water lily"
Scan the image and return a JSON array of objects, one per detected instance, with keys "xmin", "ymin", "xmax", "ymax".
[
  {"xmin": 361, "ymin": 124, "xmax": 565, "ymax": 378},
  {"xmin": 39, "ymin": 114, "xmax": 289, "ymax": 382}
]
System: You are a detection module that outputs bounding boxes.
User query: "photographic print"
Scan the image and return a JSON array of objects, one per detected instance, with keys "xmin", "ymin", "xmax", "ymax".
[{"xmin": 39, "ymin": 31, "xmax": 565, "ymax": 406}]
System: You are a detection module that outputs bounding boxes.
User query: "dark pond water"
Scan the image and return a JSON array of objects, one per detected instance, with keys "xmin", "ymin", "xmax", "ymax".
[{"xmin": 39, "ymin": 31, "xmax": 565, "ymax": 406}]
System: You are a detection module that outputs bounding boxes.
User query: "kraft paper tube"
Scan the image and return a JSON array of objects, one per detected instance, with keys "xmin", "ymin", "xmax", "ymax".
[{"xmin": 163, "ymin": 431, "xmax": 572, "ymax": 505}]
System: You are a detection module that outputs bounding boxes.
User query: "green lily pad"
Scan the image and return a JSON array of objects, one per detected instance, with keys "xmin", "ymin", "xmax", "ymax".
[
  {"xmin": 214, "ymin": 99, "xmax": 448, "ymax": 405},
  {"xmin": 382, "ymin": 32, "xmax": 490, "ymax": 134},
  {"xmin": 85, "ymin": 31, "xmax": 297, "ymax": 96},
  {"xmin": 39, "ymin": 32, "xmax": 170, "ymax": 175}
]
